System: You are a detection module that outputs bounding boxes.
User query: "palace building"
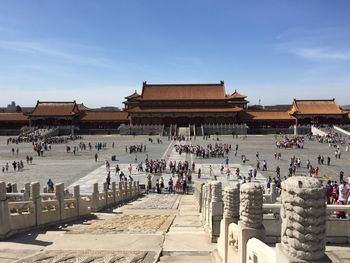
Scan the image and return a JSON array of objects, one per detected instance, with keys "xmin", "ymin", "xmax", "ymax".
[
  {"xmin": 124, "ymin": 81, "xmax": 248, "ymax": 126},
  {"xmin": 289, "ymin": 99, "xmax": 348, "ymax": 125},
  {"xmin": 0, "ymin": 81, "xmax": 349, "ymax": 135}
]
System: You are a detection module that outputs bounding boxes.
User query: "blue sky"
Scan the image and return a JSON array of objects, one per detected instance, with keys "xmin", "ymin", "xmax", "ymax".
[{"xmin": 0, "ymin": 0, "xmax": 350, "ymax": 108}]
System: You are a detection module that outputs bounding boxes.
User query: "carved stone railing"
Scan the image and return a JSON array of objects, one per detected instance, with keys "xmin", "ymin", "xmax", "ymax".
[
  {"xmin": 0, "ymin": 180, "xmax": 141, "ymax": 240},
  {"xmin": 8, "ymin": 201, "xmax": 36, "ymax": 231},
  {"xmin": 9, "ymin": 201, "xmax": 35, "ymax": 215},
  {"xmin": 261, "ymin": 203, "xmax": 350, "ymax": 244},
  {"xmin": 212, "ymin": 178, "xmax": 350, "ymax": 263},
  {"xmin": 6, "ymin": 193, "xmax": 26, "ymax": 202},
  {"xmin": 40, "ymin": 193, "xmax": 56, "ymax": 200}
]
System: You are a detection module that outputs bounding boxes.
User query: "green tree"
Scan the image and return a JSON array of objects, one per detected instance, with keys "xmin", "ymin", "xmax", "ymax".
[{"xmin": 15, "ymin": 105, "xmax": 22, "ymax": 112}]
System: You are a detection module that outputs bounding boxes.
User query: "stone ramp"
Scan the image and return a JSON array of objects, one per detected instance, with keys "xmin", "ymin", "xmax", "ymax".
[{"xmin": 160, "ymin": 195, "xmax": 216, "ymax": 263}]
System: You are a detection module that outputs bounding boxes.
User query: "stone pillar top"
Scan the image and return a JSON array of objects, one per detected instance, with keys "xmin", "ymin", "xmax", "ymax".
[
  {"xmin": 223, "ymin": 185, "xmax": 239, "ymax": 219},
  {"xmin": 282, "ymin": 176, "xmax": 323, "ymax": 194},
  {"xmin": 211, "ymin": 181, "xmax": 222, "ymax": 187},
  {"xmin": 280, "ymin": 176, "xmax": 326, "ymax": 261},
  {"xmin": 240, "ymin": 182, "xmax": 263, "ymax": 194},
  {"xmin": 93, "ymin": 183, "xmax": 99, "ymax": 193},
  {"xmin": 30, "ymin": 182, "xmax": 41, "ymax": 200},
  {"xmin": 211, "ymin": 181, "xmax": 222, "ymax": 201},
  {"xmin": 240, "ymin": 182, "xmax": 263, "ymax": 228},
  {"xmin": 55, "ymin": 183, "xmax": 64, "ymax": 195},
  {"xmin": 224, "ymin": 185, "xmax": 238, "ymax": 192},
  {"xmin": 74, "ymin": 185, "xmax": 80, "ymax": 198}
]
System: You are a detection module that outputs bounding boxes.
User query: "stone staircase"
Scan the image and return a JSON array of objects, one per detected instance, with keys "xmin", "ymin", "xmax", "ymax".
[{"xmin": 178, "ymin": 127, "xmax": 190, "ymax": 137}]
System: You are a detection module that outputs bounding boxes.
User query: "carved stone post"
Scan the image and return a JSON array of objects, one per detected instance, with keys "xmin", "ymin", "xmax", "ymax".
[
  {"xmin": 238, "ymin": 182, "xmax": 265, "ymax": 263},
  {"xmin": 118, "ymin": 182, "xmax": 123, "ymax": 202},
  {"xmin": 276, "ymin": 176, "xmax": 330, "ymax": 262},
  {"xmin": 91, "ymin": 183, "xmax": 99, "ymax": 212},
  {"xmin": 112, "ymin": 182, "xmax": 116, "ymax": 204},
  {"xmin": 206, "ymin": 183, "xmax": 212, "ymax": 227},
  {"xmin": 30, "ymin": 182, "xmax": 41, "ymax": 226},
  {"xmin": 136, "ymin": 181, "xmax": 140, "ymax": 195},
  {"xmin": 132, "ymin": 181, "xmax": 136, "ymax": 197},
  {"xmin": 103, "ymin": 182, "xmax": 108, "ymax": 207},
  {"xmin": 0, "ymin": 182, "xmax": 10, "ymax": 239},
  {"xmin": 210, "ymin": 181, "xmax": 223, "ymax": 242},
  {"xmin": 218, "ymin": 185, "xmax": 240, "ymax": 263},
  {"xmin": 124, "ymin": 181, "xmax": 128, "ymax": 200},
  {"xmin": 202, "ymin": 184, "xmax": 208, "ymax": 222},
  {"xmin": 74, "ymin": 185, "xmax": 80, "ymax": 216},
  {"xmin": 204, "ymin": 183, "xmax": 210, "ymax": 223},
  {"xmin": 23, "ymin": 183, "xmax": 30, "ymax": 201},
  {"xmin": 129, "ymin": 181, "xmax": 133, "ymax": 198},
  {"xmin": 55, "ymin": 183, "xmax": 65, "ymax": 220},
  {"xmin": 271, "ymin": 182, "xmax": 277, "ymax": 203},
  {"xmin": 197, "ymin": 182, "xmax": 205, "ymax": 213}
]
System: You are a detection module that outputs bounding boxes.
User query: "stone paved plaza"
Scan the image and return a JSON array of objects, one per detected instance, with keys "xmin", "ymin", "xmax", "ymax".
[
  {"xmin": 1, "ymin": 131, "xmax": 350, "ymax": 262},
  {"xmin": 1, "ymin": 134, "xmax": 349, "ymax": 193},
  {"xmin": 0, "ymin": 135, "xmax": 170, "ymax": 190}
]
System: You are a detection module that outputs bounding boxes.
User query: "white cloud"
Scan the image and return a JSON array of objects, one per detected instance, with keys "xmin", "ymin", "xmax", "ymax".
[
  {"xmin": 291, "ymin": 47, "xmax": 350, "ymax": 61},
  {"xmin": 0, "ymin": 40, "xmax": 116, "ymax": 68},
  {"xmin": 275, "ymin": 27, "xmax": 350, "ymax": 62},
  {"xmin": 0, "ymin": 85, "xmax": 137, "ymax": 109}
]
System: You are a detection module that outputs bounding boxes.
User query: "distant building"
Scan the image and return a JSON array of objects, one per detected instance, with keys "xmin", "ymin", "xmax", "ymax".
[
  {"xmin": 124, "ymin": 81, "xmax": 248, "ymax": 126},
  {"xmin": 289, "ymin": 99, "xmax": 347, "ymax": 125},
  {"xmin": 0, "ymin": 81, "xmax": 349, "ymax": 134}
]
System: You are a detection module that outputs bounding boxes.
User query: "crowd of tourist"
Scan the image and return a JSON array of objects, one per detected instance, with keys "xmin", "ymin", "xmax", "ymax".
[
  {"xmin": 275, "ymin": 135, "xmax": 304, "ymax": 149},
  {"xmin": 126, "ymin": 144, "xmax": 146, "ymax": 154},
  {"xmin": 1, "ymin": 160, "xmax": 25, "ymax": 173},
  {"xmin": 174, "ymin": 143, "xmax": 233, "ymax": 158},
  {"xmin": 8, "ymin": 131, "xmax": 82, "ymax": 145}
]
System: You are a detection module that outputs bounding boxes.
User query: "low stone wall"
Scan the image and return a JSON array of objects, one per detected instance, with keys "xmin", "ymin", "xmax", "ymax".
[
  {"xmin": 0, "ymin": 180, "xmax": 140, "ymax": 240},
  {"xmin": 118, "ymin": 124, "xmax": 164, "ymax": 135},
  {"xmin": 203, "ymin": 123, "xmax": 247, "ymax": 135},
  {"xmin": 78, "ymin": 129, "xmax": 120, "ymax": 135}
]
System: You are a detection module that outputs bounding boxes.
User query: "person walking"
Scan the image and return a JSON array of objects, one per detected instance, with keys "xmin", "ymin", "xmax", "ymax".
[
  {"xmin": 47, "ymin": 179, "xmax": 54, "ymax": 193},
  {"xmin": 182, "ymin": 179, "xmax": 187, "ymax": 195},
  {"xmin": 147, "ymin": 174, "xmax": 152, "ymax": 194},
  {"xmin": 168, "ymin": 178, "xmax": 174, "ymax": 194},
  {"xmin": 262, "ymin": 160, "xmax": 267, "ymax": 171},
  {"xmin": 156, "ymin": 179, "xmax": 161, "ymax": 194}
]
